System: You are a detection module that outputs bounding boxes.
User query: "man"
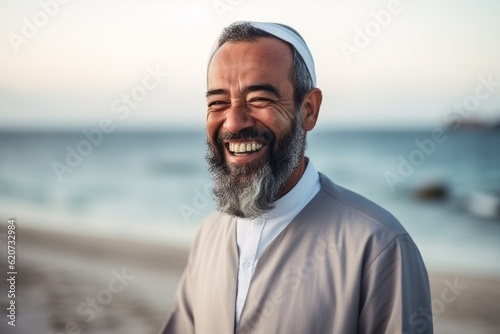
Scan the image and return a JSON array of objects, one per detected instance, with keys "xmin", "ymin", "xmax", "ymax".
[{"xmin": 161, "ymin": 21, "xmax": 433, "ymax": 334}]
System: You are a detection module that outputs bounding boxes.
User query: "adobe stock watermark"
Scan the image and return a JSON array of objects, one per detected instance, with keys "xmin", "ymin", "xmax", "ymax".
[
  {"xmin": 7, "ymin": 0, "xmax": 73, "ymax": 53},
  {"xmin": 404, "ymin": 277, "xmax": 467, "ymax": 334},
  {"xmin": 51, "ymin": 65, "xmax": 167, "ymax": 182},
  {"xmin": 213, "ymin": 0, "xmax": 245, "ymax": 21},
  {"xmin": 339, "ymin": 0, "xmax": 414, "ymax": 64},
  {"xmin": 385, "ymin": 73, "xmax": 500, "ymax": 191},
  {"xmin": 178, "ymin": 182, "xmax": 213, "ymax": 224},
  {"xmin": 48, "ymin": 268, "xmax": 135, "ymax": 334}
]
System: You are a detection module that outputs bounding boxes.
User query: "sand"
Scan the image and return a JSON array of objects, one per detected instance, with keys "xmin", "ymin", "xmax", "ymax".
[{"xmin": 0, "ymin": 224, "xmax": 499, "ymax": 334}]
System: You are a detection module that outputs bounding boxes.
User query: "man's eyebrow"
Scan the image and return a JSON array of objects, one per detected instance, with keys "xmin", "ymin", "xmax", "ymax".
[
  {"xmin": 206, "ymin": 89, "xmax": 228, "ymax": 98},
  {"xmin": 245, "ymin": 84, "xmax": 281, "ymax": 98},
  {"xmin": 205, "ymin": 84, "xmax": 282, "ymax": 99}
]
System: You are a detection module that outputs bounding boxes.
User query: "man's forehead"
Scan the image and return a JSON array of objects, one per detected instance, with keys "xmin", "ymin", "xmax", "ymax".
[{"xmin": 207, "ymin": 38, "xmax": 293, "ymax": 90}]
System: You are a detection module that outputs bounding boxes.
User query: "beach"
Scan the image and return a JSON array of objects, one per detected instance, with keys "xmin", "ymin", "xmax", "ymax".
[
  {"xmin": 0, "ymin": 224, "xmax": 499, "ymax": 334},
  {"xmin": 0, "ymin": 224, "xmax": 187, "ymax": 334}
]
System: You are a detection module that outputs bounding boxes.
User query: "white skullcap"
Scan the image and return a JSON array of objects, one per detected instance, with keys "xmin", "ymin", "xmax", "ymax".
[{"xmin": 209, "ymin": 21, "xmax": 317, "ymax": 87}]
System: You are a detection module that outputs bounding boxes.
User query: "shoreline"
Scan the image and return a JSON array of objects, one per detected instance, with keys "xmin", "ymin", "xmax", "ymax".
[{"xmin": 0, "ymin": 225, "xmax": 499, "ymax": 333}]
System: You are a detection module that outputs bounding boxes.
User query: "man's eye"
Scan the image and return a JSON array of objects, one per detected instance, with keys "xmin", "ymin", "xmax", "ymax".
[
  {"xmin": 248, "ymin": 97, "xmax": 272, "ymax": 105},
  {"xmin": 208, "ymin": 101, "xmax": 228, "ymax": 108}
]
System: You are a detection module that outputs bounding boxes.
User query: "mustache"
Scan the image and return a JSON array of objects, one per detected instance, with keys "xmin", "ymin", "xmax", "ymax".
[{"xmin": 217, "ymin": 128, "xmax": 275, "ymax": 145}]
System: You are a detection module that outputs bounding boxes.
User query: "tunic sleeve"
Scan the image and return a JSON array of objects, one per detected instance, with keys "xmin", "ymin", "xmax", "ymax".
[
  {"xmin": 159, "ymin": 225, "xmax": 203, "ymax": 334},
  {"xmin": 358, "ymin": 234, "xmax": 433, "ymax": 334},
  {"xmin": 158, "ymin": 267, "xmax": 195, "ymax": 334}
]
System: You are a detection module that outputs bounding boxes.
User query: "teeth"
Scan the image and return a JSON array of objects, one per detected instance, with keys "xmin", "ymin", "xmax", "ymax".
[{"xmin": 228, "ymin": 142, "xmax": 263, "ymax": 154}]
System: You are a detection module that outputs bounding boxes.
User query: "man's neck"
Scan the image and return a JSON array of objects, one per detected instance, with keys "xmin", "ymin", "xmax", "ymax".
[{"xmin": 277, "ymin": 156, "xmax": 308, "ymax": 198}]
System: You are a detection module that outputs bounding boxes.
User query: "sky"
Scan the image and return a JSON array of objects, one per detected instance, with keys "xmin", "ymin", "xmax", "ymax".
[{"xmin": 0, "ymin": 0, "xmax": 499, "ymax": 130}]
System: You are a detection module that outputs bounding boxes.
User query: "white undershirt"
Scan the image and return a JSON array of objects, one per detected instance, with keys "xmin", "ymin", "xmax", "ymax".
[{"xmin": 235, "ymin": 161, "xmax": 321, "ymax": 323}]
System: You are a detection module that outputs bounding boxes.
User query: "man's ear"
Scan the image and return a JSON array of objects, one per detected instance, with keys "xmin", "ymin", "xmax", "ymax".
[{"xmin": 300, "ymin": 88, "xmax": 322, "ymax": 131}]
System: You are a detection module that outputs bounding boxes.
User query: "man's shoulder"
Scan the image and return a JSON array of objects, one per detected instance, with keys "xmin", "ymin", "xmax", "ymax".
[
  {"xmin": 192, "ymin": 211, "xmax": 234, "ymax": 243},
  {"xmin": 196, "ymin": 210, "xmax": 230, "ymax": 231},
  {"xmin": 186, "ymin": 211, "xmax": 235, "ymax": 260},
  {"xmin": 309, "ymin": 173, "xmax": 408, "ymax": 238}
]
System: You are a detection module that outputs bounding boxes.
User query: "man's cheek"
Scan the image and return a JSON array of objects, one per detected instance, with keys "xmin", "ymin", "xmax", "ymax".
[{"xmin": 269, "ymin": 106, "xmax": 295, "ymax": 130}]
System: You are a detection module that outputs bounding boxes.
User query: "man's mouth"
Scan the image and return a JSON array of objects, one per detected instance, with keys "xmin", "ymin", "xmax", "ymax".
[{"xmin": 227, "ymin": 141, "xmax": 265, "ymax": 156}]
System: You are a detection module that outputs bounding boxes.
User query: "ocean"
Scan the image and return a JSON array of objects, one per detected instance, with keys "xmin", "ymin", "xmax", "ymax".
[{"xmin": 0, "ymin": 129, "xmax": 499, "ymax": 275}]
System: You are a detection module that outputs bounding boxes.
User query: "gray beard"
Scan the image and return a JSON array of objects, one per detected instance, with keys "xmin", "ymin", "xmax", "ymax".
[{"xmin": 206, "ymin": 110, "xmax": 305, "ymax": 219}]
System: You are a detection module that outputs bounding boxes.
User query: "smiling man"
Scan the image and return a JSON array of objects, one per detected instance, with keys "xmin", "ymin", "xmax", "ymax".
[{"xmin": 160, "ymin": 21, "xmax": 433, "ymax": 334}]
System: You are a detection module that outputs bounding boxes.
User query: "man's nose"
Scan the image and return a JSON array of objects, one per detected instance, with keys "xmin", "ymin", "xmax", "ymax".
[{"xmin": 224, "ymin": 104, "xmax": 255, "ymax": 133}]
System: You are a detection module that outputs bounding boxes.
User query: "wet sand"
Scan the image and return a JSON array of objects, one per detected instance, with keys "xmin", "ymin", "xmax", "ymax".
[{"xmin": 0, "ymin": 225, "xmax": 499, "ymax": 334}]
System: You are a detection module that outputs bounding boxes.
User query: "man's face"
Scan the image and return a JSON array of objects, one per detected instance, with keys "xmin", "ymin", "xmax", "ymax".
[{"xmin": 206, "ymin": 37, "xmax": 306, "ymax": 218}]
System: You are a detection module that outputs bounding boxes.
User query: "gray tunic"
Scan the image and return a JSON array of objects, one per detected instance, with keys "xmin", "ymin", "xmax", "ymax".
[{"xmin": 161, "ymin": 173, "xmax": 433, "ymax": 334}]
